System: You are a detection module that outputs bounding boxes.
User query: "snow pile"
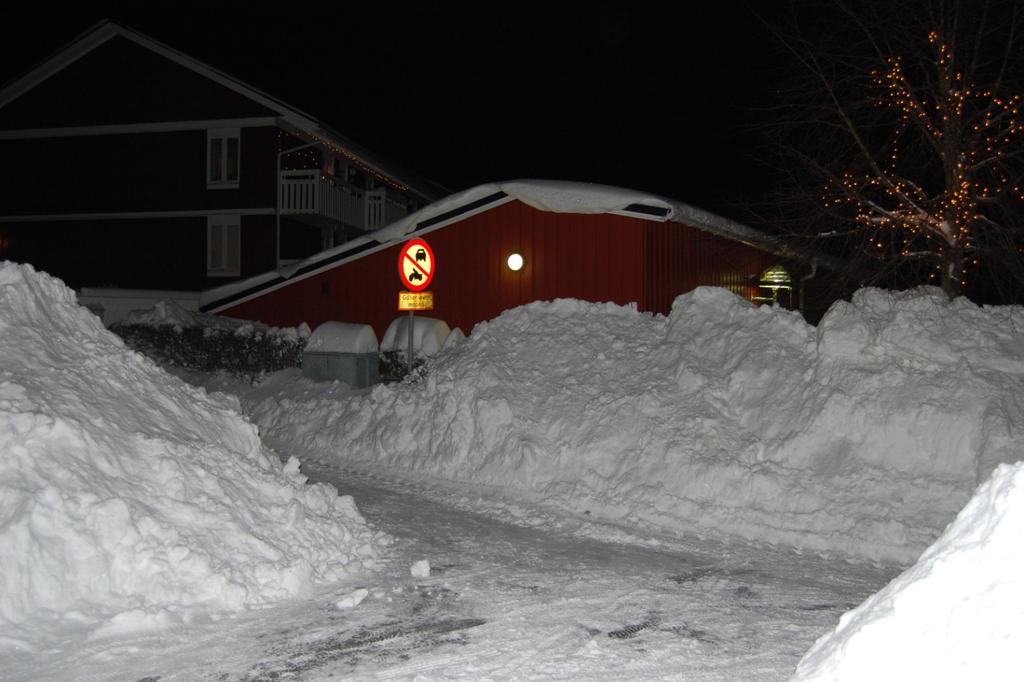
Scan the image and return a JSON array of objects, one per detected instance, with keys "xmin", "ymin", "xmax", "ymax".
[
  {"xmin": 123, "ymin": 298, "xmax": 310, "ymax": 342},
  {"xmin": 0, "ymin": 263, "xmax": 387, "ymax": 632},
  {"xmin": 306, "ymin": 321, "xmax": 378, "ymax": 354},
  {"xmin": 248, "ymin": 286, "xmax": 1024, "ymax": 563},
  {"xmin": 380, "ymin": 316, "xmax": 451, "ymax": 357},
  {"xmin": 793, "ymin": 461, "xmax": 1024, "ymax": 681}
]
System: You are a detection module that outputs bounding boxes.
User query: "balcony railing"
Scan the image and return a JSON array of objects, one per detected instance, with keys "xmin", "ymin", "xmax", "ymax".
[{"xmin": 278, "ymin": 170, "xmax": 409, "ymax": 230}]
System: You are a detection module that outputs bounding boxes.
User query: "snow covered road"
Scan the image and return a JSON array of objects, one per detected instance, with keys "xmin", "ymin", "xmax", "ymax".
[
  {"xmin": 5, "ymin": 460, "xmax": 895, "ymax": 681},
  {"xmin": 306, "ymin": 463, "xmax": 897, "ymax": 681}
]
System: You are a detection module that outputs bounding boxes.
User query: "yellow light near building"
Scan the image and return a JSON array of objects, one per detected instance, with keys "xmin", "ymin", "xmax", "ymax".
[{"xmin": 507, "ymin": 253, "xmax": 524, "ymax": 271}]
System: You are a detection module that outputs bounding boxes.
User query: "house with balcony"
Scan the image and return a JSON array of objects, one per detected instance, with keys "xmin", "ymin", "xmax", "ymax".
[{"xmin": 0, "ymin": 20, "xmax": 444, "ymax": 322}]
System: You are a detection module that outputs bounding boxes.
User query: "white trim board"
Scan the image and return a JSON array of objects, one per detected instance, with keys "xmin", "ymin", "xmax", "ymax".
[
  {"xmin": 0, "ymin": 23, "xmax": 318, "ymax": 130},
  {"xmin": 0, "ymin": 23, "xmax": 115, "ymax": 110},
  {"xmin": 0, "ymin": 118, "xmax": 279, "ymax": 139},
  {"xmin": 0, "ymin": 22, "xmax": 435, "ymax": 200},
  {"xmin": 0, "ymin": 208, "xmax": 275, "ymax": 223}
]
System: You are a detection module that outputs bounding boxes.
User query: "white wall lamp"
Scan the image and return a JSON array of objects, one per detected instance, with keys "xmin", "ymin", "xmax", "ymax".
[{"xmin": 507, "ymin": 253, "xmax": 525, "ymax": 272}]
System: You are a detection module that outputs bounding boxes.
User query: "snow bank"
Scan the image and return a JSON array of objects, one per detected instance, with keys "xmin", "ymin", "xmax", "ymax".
[
  {"xmin": 305, "ymin": 321, "xmax": 378, "ymax": 354},
  {"xmin": 792, "ymin": 461, "xmax": 1024, "ymax": 681},
  {"xmin": 123, "ymin": 298, "xmax": 310, "ymax": 342},
  {"xmin": 247, "ymin": 287, "xmax": 1024, "ymax": 563},
  {"xmin": 380, "ymin": 316, "xmax": 451, "ymax": 357},
  {"xmin": 0, "ymin": 263, "xmax": 387, "ymax": 632}
]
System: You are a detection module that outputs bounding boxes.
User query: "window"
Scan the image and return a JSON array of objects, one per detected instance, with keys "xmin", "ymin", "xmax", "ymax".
[
  {"xmin": 207, "ymin": 128, "xmax": 240, "ymax": 188},
  {"xmin": 207, "ymin": 215, "xmax": 241, "ymax": 276}
]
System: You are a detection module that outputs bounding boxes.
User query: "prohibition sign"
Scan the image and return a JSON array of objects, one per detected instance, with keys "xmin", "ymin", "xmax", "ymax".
[{"xmin": 398, "ymin": 238, "xmax": 435, "ymax": 292}]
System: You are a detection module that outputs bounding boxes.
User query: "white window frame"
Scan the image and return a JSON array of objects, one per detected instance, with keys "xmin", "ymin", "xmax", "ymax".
[
  {"xmin": 206, "ymin": 128, "xmax": 240, "ymax": 188},
  {"xmin": 207, "ymin": 215, "xmax": 241, "ymax": 276}
]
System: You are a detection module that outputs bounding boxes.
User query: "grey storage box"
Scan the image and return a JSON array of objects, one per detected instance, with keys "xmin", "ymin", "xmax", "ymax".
[{"xmin": 302, "ymin": 322, "xmax": 379, "ymax": 387}]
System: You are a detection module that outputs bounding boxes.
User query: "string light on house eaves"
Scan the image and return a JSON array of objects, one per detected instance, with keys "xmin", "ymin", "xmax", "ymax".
[
  {"xmin": 307, "ymin": 133, "xmax": 411, "ymax": 193},
  {"xmin": 275, "ymin": 130, "xmax": 411, "ymax": 193}
]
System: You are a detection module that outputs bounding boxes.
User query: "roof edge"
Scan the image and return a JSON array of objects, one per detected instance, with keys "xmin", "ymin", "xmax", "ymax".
[{"xmin": 0, "ymin": 20, "xmax": 119, "ymax": 109}]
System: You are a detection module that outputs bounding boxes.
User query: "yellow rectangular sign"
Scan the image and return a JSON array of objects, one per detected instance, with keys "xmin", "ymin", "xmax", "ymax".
[{"xmin": 398, "ymin": 290, "xmax": 434, "ymax": 311}]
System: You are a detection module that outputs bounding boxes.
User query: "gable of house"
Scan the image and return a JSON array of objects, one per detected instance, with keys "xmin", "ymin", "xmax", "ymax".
[
  {"xmin": 0, "ymin": 22, "xmax": 445, "ymax": 206},
  {"xmin": 0, "ymin": 33, "xmax": 278, "ymax": 130}
]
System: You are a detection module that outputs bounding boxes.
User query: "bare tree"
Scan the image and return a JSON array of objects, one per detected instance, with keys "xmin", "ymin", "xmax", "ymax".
[{"xmin": 762, "ymin": 0, "xmax": 1024, "ymax": 301}]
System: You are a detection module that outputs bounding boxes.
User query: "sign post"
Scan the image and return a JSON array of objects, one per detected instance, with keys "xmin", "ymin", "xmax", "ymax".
[{"xmin": 397, "ymin": 238, "xmax": 436, "ymax": 373}]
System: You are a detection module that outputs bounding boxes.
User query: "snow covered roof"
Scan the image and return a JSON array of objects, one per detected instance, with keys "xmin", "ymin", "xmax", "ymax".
[
  {"xmin": 200, "ymin": 180, "xmax": 805, "ymax": 313},
  {"xmin": 0, "ymin": 21, "xmax": 446, "ymax": 203},
  {"xmin": 305, "ymin": 321, "xmax": 379, "ymax": 354}
]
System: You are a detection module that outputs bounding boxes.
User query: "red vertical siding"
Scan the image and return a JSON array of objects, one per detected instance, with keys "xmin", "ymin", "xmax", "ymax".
[
  {"xmin": 0, "ymin": 125, "xmax": 280, "ymax": 216},
  {"xmin": 224, "ymin": 200, "xmax": 648, "ymax": 338},
  {"xmin": 642, "ymin": 221, "xmax": 784, "ymax": 315},
  {"xmin": 0, "ymin": 35, "xmax": 277, "ymax": 129},
  {"xmin": 1, "ymin": 216, "xmax": 207, "ymax": 290},
  {"xmin": 223, "ymin": 201, "xmax": 805, "ymax": 339}
]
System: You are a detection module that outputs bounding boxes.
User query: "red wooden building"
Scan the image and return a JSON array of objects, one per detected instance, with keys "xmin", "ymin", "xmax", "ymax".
[{"xmin": 202, "ymin": 181, "xmax": 821, "ymax": 337}]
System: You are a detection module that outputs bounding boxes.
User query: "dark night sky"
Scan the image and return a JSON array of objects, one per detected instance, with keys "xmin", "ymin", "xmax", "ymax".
[{"xmin": 0, "ymin": 2, "xmax": 786, "ymax": 219}]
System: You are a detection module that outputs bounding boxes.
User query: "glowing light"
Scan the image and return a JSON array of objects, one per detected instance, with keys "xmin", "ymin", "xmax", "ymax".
[
  {"xmin": 820, "ymin": 28, "xmax": 1024, "ymax": 295},
  {"xmin": 507, "ymin": 253, "xmax": 525, "ymax": 271}
]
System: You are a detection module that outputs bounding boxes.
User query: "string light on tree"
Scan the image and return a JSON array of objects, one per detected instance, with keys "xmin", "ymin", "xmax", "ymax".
[{"xmin": 820, "ymin": 24, "xmax": 1024, "ymax": 298}]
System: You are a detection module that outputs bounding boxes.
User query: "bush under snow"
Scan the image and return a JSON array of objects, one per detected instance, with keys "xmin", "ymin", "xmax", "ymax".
[
  {"xmin": 112, "ymin": 300, "xmax": 309, "ymax": 381},
  {"xmin": 0, "ymin": 263, "xmax": 388, "ymax": 633},
  {"xmin": 248, "ymin": 286, "xmax": 1024, "ymax": 564}
]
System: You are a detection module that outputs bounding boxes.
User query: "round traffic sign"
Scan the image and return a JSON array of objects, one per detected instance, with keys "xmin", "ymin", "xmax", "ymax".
[{"xmin": 398, "ymin": 238, "xmax": 435, "ymax": 292}]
